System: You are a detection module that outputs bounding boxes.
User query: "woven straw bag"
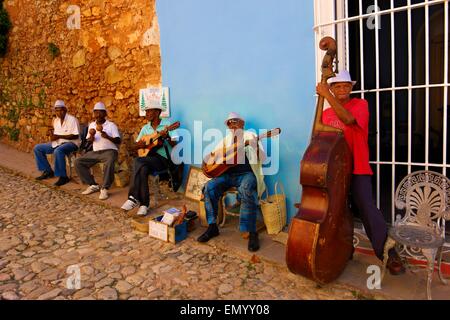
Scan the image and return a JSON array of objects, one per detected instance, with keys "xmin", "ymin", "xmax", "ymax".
[{"xmin": 260, "ymin": 182, "xmax": 287, "ymax": 234}]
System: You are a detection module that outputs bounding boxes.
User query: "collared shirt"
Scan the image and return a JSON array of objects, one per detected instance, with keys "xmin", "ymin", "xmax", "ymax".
[
  {"xmin": 52, "ymin": 114, "xmax": 81, "ymax": 148},
  {"xmin": 136, "ymin": 118, "xmax": 179, "ymax": 159},
  {"xmin": 87, "ymin": 120, "xmax": 121, "ymax": 152}
]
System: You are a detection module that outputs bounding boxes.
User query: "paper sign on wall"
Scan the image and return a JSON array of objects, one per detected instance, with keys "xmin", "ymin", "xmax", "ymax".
[{"xmin": 139, "ymin": 87, "xmax": 170, "ymax": 118}]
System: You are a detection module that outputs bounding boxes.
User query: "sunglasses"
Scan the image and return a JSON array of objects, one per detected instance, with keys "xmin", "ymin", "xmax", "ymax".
[{"xmin": 227, "ymin": 119, "xmax": 241, "ymax": 125}]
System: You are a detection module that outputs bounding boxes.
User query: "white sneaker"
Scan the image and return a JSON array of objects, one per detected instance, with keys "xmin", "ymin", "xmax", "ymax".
[
  {"xmin": 121, "ymin": 197, "xmax": 139, "ymax": 211},
  {"xmin": 82, "ymin": 185, "xmax": 100, "ymax": 195},
  {"xmin": 99, "ymin": 188, "xmax": 109, "ymax": 200},
  {"xmin": 136, "ymin": 206, "xmax": 149, "ymax": 216}
]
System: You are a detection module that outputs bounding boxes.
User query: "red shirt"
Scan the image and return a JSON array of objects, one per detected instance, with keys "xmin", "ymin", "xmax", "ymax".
[{"xmin": 322, "ymin": 98, "xmax": 373, "ymax": 175}]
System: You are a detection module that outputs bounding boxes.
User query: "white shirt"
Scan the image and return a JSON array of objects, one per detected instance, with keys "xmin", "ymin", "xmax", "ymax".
[
  {"xmin": 52, "ymin": 114, "xmax": 81, "ymax": 148},
  {"xmin": 87, "ymin": 120, "xmax": 120, "ymax": 151}
]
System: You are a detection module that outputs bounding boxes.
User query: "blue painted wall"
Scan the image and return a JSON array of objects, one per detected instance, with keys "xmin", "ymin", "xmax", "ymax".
[{"xmin": 157, "ymin": 0, "xmax": 316, "ymax": 221}]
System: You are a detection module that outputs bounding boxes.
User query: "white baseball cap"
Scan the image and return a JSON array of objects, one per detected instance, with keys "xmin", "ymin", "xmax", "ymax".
[
  {"xmin": 54, "ymin": 100, "xmax": 66, "ymax": 109},
  {"xmin": 224, "ymin": 112, "xmax": 244, "ymax": 125},
  {"xmin": 327, "ymin": 70, "xmax": 357, "ymax": 86},
  {"xmin": 93, "ymin": 102, "xmax": 107, "ymax": 111}
]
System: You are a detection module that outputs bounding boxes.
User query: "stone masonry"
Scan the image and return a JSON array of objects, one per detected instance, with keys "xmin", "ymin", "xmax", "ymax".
[{"xmin": 0, "ymin": 0, "xmax": 161, "ymax": 168}]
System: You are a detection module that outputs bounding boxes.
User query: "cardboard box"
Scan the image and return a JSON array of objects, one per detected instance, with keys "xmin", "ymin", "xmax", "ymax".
[
  {"xmin": 131, "ymin": 216, "xmax": 152, "ymax": 233},
  {"xmin": 149, "ymin": 215, "xmax": 187, "ymax": 244}
]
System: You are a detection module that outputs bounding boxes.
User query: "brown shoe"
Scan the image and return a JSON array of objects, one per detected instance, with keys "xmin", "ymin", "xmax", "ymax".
[{"xmin": 387, "ymin": 252, "xmax": 406, "ymax": 275}]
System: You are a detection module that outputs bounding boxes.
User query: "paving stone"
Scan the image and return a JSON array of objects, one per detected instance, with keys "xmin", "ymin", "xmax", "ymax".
[
  {"xmin": 12, "ymin": 268, "xmax": 29, "ymax": 280},
  {"xmin": 25, "ymin": 287, "xmax": 50, "ymax": 300},
  {"xmin": 97, "ymin": 287, "xmax": 118, "ymax": 300},
  {"xmin": 39, "ymin": 268, "xmax": 60, "ymax": 281},
  {"xmin": 0, "ymin": 283, "xmax": 18, "ymax": 292},
  {"xmin": 95, "ymin": 277, "xmax": 114, "ymax": 289},
  {"xmin": 120, "ymin": 266, "xmax": 136, "ymax": 277},
  {"xmin": 39, "ymin": 257, "xmax": 62, "ymax": 267},
  {"xmin": 20, "ymin": 280, "xmax": 41, "ymax": 294},
  {"xmin": 0, "ymin": 235, "xmax": 21, "ymax": 252},
  {"xmin": 2, "ymin": 291, "xmax": 20, "ymax": 300},
  {"xmin": 38, "ymin": 288, "xmax": 62, "ymax": 300},
  {"xmin": 147, "ymin": 288, "xmax": 164, "ymax": 299},
  {"xmin": 115, "ymin": 280, "xmax": 134, "ymax": 293},
  {"xmin": 125, "ymin": 274, "xmax": 144, "ymax": 286},
  {"xmin": 0, "ymin": 273, "xmax": 11, "ymax": 281},
  {"xmin": 218, "ymin": 284, "xmax": 233, "ymax": 295},
  {"xmin": 177, "ymin": 254, "xmax": 193, "ymax": 263},
  {"xmin": 72, "ymin": 288, "xmax": 93, "ymax": 300},
  {"xmin": 31, "ymin": 262, "xmax": 47, "ymax": 274},
  {"xmin": 172, "ymin": 278, "xmax": 189, "ymax": 287}
]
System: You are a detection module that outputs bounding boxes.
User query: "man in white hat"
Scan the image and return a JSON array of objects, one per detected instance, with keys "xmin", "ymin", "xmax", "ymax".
[
  {"xmin": 74, "ymin": 101, "xmax": 121, "ymax": 200},
  {"xmin": 121, "ymin": 105, "xmax": 180, "ymax": 216},
  {"xmin": 197, "ymin": 112, "xmax": 266, "ymax": 252},
  {"xmin": 316, "ymin": 70, "xmax": 405, "ymax": 275},
  {"xmin": 33, "ymin": 100, "xmax": 80, "ymax": 186}
]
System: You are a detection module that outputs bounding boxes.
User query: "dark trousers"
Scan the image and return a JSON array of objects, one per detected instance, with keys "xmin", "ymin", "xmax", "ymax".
[
  {"xmin": 351, "ymin": 175, "xmax": 388, "ymax": 261},
  {"xmin": 128, "ymin": 154, "xmax": 169, "ymax": 207},
  {"xmin": 75, "ymin": 149, "xmax": 118, "ymax": 189}
]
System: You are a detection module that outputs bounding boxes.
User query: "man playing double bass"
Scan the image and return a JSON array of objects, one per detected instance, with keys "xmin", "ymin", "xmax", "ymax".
[
  {"xmin": 198, "ymin": 112, "xmax": 266, "ymax": 252},
  {"xmin": 316, "ymin": 70, "xmax": 405, "ymax": 275}
]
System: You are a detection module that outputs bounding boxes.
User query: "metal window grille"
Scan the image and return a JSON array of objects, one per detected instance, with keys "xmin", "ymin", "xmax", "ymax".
[{"xmin": 314, "ymin": 0, "xmax": 450, "ymax": 247}]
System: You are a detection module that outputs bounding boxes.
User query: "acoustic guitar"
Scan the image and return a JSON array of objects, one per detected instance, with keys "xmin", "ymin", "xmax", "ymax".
[
  {"xmin": 202, "ymin": 128, "xmax": 281, "ymax": 178},
  {"xmin": 137, "ymin": 121, "xmax": 180, "ymax": 157}
]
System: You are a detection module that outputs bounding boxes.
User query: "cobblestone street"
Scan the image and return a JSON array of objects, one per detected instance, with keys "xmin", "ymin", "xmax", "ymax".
[{"xmin": 0, "ymin": 167, "xmax": 386, "ymax": 300}]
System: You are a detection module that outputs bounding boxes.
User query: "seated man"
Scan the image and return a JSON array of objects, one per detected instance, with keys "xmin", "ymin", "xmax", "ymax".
[
  {"xmin": 75, "ymin": 102, "xmax": 121, "ymax": 200},
  {"xmin": 33, "ymin": 100, "xmax": 80, "ymax": 186},
  {"xmin": 198, "ymin": 112, "xmax": 266, "ymax": 252},
  {"xmin": 121, "ymin": 106, "xmax": 178, "ymax": 216}
]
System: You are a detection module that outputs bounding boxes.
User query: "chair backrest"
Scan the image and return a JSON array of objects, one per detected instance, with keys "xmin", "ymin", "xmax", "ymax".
[
  {"xmin": 79, "ymin": 124, "xmax": 93, "ymax": 153},
  {"xmin": 394, "ymin": 170, "xmax": 450, "ymax": 234}
]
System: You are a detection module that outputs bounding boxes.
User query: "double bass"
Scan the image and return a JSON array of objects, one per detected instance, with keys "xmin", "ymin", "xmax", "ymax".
[{"xmin": 286, "ymin": 37, "xmax": 354, "ymax": 284}]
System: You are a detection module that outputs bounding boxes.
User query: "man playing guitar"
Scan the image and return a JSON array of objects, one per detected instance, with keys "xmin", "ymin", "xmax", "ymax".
[
  {"xmin": 121, "ymin": 106, "xmax": 179, "ymax": 216},
  {"xmin": 198, "ymin": 112, "xmax": 266, "ymax": 252}
]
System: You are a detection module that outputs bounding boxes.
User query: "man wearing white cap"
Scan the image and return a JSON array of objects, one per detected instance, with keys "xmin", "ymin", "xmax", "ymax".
[
  {"xmin": 33, "ymin": 100, "xmax": 80, "ymax": 186},
  {"xmin": 316, "ymin": 70, "xmax": 405, "ymax": 276},
  {"xmin": 121, "ymin": 105, "xmax": 179, "ymax": 216},
  {"xmin": 74, "ymin": 101, "xmax": 121, "ymax": 200},
  {"xmin": 198, "ymin": 112, "xmax": 266, "ymax": 252}
]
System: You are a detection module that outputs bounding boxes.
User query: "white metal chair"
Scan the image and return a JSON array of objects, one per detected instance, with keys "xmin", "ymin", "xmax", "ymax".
[
  {"xmin": 382, "ymin": 170, "xmax": 450, "ymax": 299},
  {"xmin": 219, "ymin": 187, "xmax": 240, "ymax": 228}
]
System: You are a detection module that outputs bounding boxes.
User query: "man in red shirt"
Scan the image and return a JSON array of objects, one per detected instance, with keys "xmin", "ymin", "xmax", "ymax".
[{"xmin": 316, "ymin": 70, "xmax": 405, "ymax": 275}]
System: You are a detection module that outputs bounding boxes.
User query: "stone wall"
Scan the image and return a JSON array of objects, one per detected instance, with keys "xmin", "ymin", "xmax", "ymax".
[{"xmin": 0, "ymin": 0, "xmax": 161, "ymax": 166}]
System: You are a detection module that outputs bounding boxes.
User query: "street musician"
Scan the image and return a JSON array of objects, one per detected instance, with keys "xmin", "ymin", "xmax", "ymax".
[{"xmin": 121, "ymin": 106, "xmax": 179, "ymax": 216}]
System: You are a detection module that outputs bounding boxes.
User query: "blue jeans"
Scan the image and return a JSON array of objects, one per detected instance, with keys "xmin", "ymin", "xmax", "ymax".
[
  {"xmin": 203, "ymin": 172, "xmax": 259, "ymax": 233},
  {"xmin": 33, "ymin": 142, "xmax": 78, "ymax": 177}
]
